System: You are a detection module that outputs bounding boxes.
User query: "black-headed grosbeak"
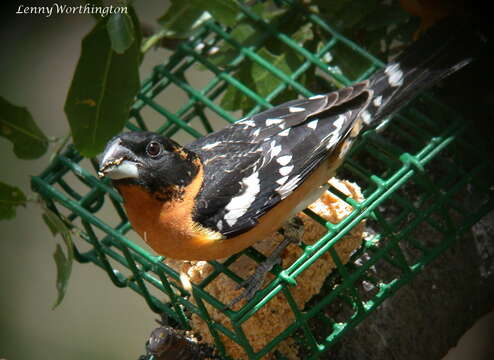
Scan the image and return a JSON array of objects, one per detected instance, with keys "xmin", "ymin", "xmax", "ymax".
[{"xmin": 98, "ymin": 18, "xmax": 485, "ymax": 303}]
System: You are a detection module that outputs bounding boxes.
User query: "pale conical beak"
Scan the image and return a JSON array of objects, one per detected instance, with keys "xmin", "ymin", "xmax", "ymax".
[{"xmin": 98, "ymin": 138, "xmax": 140, "ymax": 180}]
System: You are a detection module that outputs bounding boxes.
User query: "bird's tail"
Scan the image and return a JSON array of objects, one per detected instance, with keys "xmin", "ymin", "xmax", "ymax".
[{"xmin": 363, "ymin": 17, "xmax": 487, "ymax": 127}]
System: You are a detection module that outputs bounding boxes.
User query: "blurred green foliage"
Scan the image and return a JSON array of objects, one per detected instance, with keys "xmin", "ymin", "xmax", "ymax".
[
  {"xmin": 0, "ymin": 96, "xmax": 48, "ymax": 159},
  {"xmin": 0, "ymin": 181, "xmax": 27, "ymax": 220}
]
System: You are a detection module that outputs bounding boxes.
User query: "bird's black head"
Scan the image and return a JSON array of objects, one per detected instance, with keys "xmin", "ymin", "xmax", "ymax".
[{"xmin": 98, "ymin": 131, "xmax": 201, "ymax": 198}]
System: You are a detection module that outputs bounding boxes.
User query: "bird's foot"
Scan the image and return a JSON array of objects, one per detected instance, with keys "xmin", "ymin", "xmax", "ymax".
[
  {"xmin": 226, "ymin": 253, "xmax": 282, "ymax": 309},
  {"xmin": 226, "ymin": 217, "xmax": 304, "ymax": 309}
]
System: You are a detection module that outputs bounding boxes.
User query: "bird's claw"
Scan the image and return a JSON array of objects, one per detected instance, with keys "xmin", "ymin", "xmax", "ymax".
[
  {"xmin": 227, "ymin": 257, "xmax": 281, "ymax": 308},
  {"xmin": 225, "ymin": 217, "xmax": 303, "ymax": 309}
]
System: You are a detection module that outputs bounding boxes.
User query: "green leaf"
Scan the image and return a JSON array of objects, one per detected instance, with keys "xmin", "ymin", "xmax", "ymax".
[
  {"xmin": 335, "ymin": 0, "xmax": 378, "ymax": 29},
  {"xmin": 42, "ymin": 208, "xmax": 69, "ymax": 236},
  {"xmin": 107, "ymin": 12, "xmax": 135, "ymax": 54},
  {"xmin": 0, "ymin": 97, "xmax": 48, "ymax": 159},
  {"xmin": 329, "ymin": 42, "xmax": 374, "ymax": 81},
  {"xmin": 315, "ymin": 0, "xmax": 376, "ymax": 29},
  {"xmin": 256, "ymin": 2, "xmax": 288, "ymax": 22},
  {"xmin": 52, "ymin": 243, "xmax": 73, "ymax": 309},
  {"xmin": 221, "ymin": 46, "xmax": 307, "ymax": 113},
  {"xmin": 272, "ymin": 87, "xmax": 300, "ymax": 107},
  {"xmin": 252, "ymin": 49, "xmax": 286, "ymax": 97},
  {"xmin": 157, "ymin": 0, "xmax": 240, "ymax": 38},
  {"xmin": 292, "ymin": 23, "xmax": 314, "ymax": 45},
  {"xmin": 313, "ymin": 0, "xmax": 352, "ymax": 17},
  {"xmin": 44, "ymin": 207, "xmax": 74, "ymax": 309},
  {"xmin": 251, "ymin": 47, "xmax": 304, "ymax": 101},
  {"xmin": 220, "ymin": 61, "xmax": 255, "ymax": 112},
  {"xmin": 157, "ymin": 0, "xmax": 211, "ymax": 38},
  {"xmin": 314, "ymin": 0, "xmax": 413, "ymax": 61},
  {"xmin": 198, "ymin": 2, "xmax": 274, "ymax": 68},
  {"xmin": 0, "ymin": 181, "xmax": 27, "ymax": 220},
  {"xmin": 204, "ymin": 0, "xmax": 240, "ymax": 27},
  {"xmin": 207, "ymin": 21, "xmax": 259, "ymax": 67},
  {"xmin": 65, "ymin": 7, "xmax": 141, "ymax": 158}
]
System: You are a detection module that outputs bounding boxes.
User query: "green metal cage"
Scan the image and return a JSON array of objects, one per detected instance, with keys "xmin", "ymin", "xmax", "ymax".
[{"xmin": 31, "ymin": 2, "xmax": 494, "ymax": 359}]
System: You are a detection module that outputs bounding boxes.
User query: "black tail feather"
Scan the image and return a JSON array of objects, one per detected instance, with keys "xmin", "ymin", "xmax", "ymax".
[{"xmin": 365, "ymin": 17, "xmax": 487, "ymax": 126}]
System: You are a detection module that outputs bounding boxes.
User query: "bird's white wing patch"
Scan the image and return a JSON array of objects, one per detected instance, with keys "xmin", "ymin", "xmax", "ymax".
[
  {"xmin": 384, "ymin": 63, "xmax": 404, "ymax": 87},
  {"xmin": 224, "ymin": 171, "xmax": 260, "ymax": 226}
]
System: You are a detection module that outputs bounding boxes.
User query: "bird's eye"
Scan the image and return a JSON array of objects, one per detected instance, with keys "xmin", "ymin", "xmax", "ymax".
[{"xmin": 146, "ymin": 141, "xmax": 162, "ymax": 157}]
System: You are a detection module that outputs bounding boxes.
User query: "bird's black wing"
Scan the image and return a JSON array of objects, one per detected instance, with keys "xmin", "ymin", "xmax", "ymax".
[{"xmin": 187, "ymin": 84, "xmax": 371, "ymax": 237}]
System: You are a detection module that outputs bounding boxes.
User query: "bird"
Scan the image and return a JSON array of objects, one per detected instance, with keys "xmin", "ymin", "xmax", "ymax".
[{"xmin": 98, "ymin": 17, "xmax": 486, "ymax": 306}]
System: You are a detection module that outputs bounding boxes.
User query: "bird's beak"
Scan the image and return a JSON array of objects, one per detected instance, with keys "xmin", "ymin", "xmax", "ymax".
[{"xmin": 98, "ymin": 138, "xmax": 140, "ymax": 180}]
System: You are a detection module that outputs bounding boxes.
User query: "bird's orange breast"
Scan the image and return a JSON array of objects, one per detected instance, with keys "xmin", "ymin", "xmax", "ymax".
[{"xmin": 116, "ymin": 165, "xmax": 224, "ymax": 259}]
